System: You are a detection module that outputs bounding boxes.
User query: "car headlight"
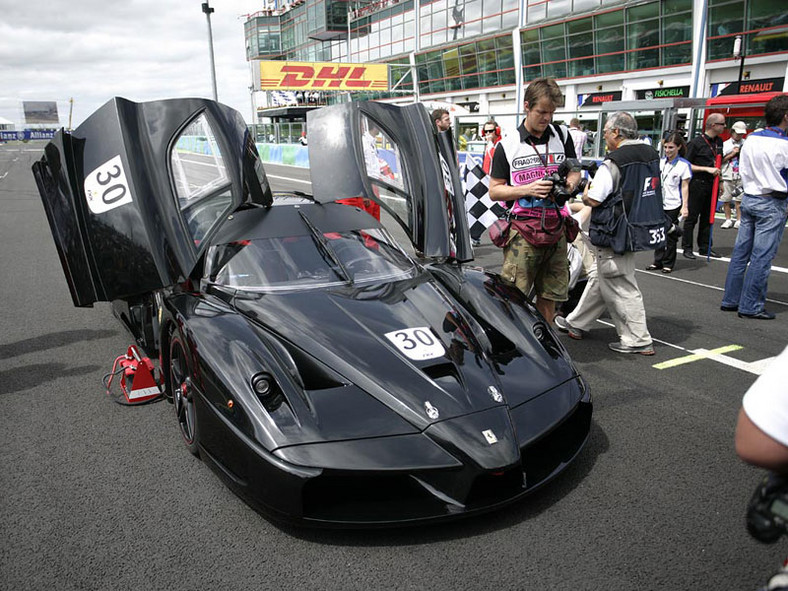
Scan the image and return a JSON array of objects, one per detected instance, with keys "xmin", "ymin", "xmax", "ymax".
[{"xmin": 251, "ymin": 372, "xmax": 283, "ymax": 411}]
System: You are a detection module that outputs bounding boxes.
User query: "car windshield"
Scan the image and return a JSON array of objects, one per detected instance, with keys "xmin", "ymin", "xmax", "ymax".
[{"xmin": 204, "ymin": 226, "xmax": 416, "ymax": 292}]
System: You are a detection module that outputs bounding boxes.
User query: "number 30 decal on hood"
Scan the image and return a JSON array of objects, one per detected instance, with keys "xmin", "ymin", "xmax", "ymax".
[{"xmin": 385, "ymin": 327, "xmax": 445, "ymax": 361}]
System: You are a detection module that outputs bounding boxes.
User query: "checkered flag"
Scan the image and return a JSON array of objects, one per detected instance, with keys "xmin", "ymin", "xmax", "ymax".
[{"xmin": 462, "ymin": 153, "xmax": 507, "ymax": 240}]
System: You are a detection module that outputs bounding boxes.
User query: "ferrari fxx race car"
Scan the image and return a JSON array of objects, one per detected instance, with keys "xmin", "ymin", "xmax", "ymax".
[{"xmin": 32, "ymin": 97, "xmax": 591, "ymax": 526}]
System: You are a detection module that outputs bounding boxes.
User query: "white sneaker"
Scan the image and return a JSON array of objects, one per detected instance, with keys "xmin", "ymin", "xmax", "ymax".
[
  {"xmin": 734, "ymin": 219, "xmax": 741, "ymax": 229},
  {"xmin": 721, "ymin": 219, "xmax": 734, "ymax": 229}
]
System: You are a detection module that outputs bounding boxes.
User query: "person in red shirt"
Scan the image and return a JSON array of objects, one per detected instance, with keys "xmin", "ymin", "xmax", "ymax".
[{"xmin": 481, "ymin": 119, "xmax": 501, "ymax": 174}]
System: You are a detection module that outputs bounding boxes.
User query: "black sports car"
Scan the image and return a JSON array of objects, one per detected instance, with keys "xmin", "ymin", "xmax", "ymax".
[{"xmin": 32, "ymin": 97, "xmax": 591, "ymax": 526}]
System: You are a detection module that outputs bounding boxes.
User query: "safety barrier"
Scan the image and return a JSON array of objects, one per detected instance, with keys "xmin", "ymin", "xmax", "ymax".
[
  {"xmin": 256, "ymin": 143, "xmax": 310, "ymax": 168},
  {"xmin": 255, "ymin": 143, "xmax": 473, "ymax": 172},
  {"xmin": 176, "ymin": 134, "xmax": 477, "ymax": 172}
]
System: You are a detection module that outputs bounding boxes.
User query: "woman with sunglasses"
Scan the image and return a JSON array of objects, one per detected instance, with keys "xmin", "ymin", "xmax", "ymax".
[{"xmin": 481, "ymin": 120, "xmax": 501, "ymax": 175}]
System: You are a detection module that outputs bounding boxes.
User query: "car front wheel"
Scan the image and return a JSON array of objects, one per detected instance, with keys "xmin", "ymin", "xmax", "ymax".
[{"xmin": 169, "ymin": 332, "xmax": 199, "ymax": 456}]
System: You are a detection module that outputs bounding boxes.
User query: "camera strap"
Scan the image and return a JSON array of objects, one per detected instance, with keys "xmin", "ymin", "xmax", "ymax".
[{"xmin": 527, "ymin": 137, "xmax": 548, "ymax": 169}]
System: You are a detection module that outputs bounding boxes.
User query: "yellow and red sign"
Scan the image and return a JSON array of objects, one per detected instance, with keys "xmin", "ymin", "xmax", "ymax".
[{"xmin": 259, "ymin": 61, "xmax": 389, "ymax": 91}]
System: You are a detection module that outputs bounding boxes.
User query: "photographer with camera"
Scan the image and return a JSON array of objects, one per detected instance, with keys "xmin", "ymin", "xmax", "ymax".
[
  {"xmin": 489, "ymin": 77, "xmax": 580, "ymax": 324},
  {"xmin": 735, "ymin": 346, "xmax": 788, "ymax": 590},
  {"xmin": 554, "ymin": 111, "xmax": 663, "ymax": 355}
]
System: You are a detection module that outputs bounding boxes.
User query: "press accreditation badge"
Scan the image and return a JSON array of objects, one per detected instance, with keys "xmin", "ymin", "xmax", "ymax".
[
  {"xmin": 84, "ymin": 155, "xmax": 133, "ymax": 214},
  {"xmin": 385, "ymin": 327, "xmax": 445, "ymax": 361}
]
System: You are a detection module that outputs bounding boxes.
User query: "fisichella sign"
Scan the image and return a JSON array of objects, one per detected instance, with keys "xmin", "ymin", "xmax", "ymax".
[
  {"xmin": 635, "ymin": 86, "xmax": 690, "ymax": 100},
  {"xmin": 258, "ymin": 61, "xmax": 389, "ymax": 91}
]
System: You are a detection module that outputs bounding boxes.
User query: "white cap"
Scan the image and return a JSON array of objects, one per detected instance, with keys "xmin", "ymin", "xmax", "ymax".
[{"xmin": 731, "ymin": 121, "xmax": 747, "ymax": 134}]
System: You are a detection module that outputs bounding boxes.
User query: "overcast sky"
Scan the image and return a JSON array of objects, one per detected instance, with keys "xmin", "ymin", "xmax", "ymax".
[{"xmin": 0, "ymin": 0, "xmax": 262, "ymax": 128}]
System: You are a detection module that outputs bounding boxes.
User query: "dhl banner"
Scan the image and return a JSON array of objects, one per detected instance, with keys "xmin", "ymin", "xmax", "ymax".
[{"xmin": 259, "ymin": 61, "xmax": 389, "ymax": 91}]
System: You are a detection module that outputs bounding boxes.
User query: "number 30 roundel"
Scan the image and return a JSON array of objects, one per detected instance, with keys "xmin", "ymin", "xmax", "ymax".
[
  {"xmin": 84, "ymin": 155, "xmax": 133, "ymax": 214},
  {"xmin": 385, "ymin": 327, "xmax": 445, "ymax": 361}
]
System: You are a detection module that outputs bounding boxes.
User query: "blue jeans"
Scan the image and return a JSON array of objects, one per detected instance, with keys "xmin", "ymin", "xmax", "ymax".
[{"xmin": 721, "ymin": 194, "xmax": 788, "ymax": 314}]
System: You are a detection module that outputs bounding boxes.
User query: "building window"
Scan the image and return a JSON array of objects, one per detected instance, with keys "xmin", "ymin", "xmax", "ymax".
[
  {"xmin": 626, "ymin": 2, "xmax": 660, "ymax": 70},
  {"xmin": 567, "ymin": 17, "xmax": 594, "ymax": 77},
  {"xmin": 521, "ymin": 0, "xmax": 694, "ymax": 83},
  {"xmin": 541, "ymin": 23, "xmax": 566, "ymax": 78},
  {"xmin": 414, "ymin": 35, "xmax": 513, "ymax": 95},
  {"xmin": 708, "ymin": 0, "xmax": 788, "ymax": 61},
  {"xmin": 547, "ymin": 0, "xmax": 571, "ymax": 20}
]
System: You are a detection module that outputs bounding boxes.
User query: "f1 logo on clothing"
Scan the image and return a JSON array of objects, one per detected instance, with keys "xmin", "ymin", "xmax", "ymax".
[{"xmin": 643, "ymin": 177, "xmax": 659, "ymax": 192}]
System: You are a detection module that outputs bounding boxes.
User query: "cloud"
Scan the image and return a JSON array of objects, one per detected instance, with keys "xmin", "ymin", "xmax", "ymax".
[{"xmin": 0, "ymin": 0, "xmax": 260, "ymax": 127}]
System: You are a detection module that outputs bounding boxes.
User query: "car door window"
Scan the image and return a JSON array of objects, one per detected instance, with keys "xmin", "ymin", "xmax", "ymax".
[
  {"xmin": 361, "ymin": 114, "xmax": 409, "ymax": 222},
  {"xmin": 171, "ymin": 113, "xmax": 233, "ymax": 245}
]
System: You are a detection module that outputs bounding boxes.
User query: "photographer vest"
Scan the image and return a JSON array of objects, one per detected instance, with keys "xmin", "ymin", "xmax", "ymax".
[
  {"xmin": 497, "ymin": 123, "xmax": 569, "ymax": 212},
  {"xmin": 589, "ymin": 143, "xmax": 666, "ymax": 254}
]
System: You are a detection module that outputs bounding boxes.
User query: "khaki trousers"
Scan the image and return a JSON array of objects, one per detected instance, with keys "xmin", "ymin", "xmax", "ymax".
[{"xmin": 565, "ymin": 247, "xmax": 652, "ymax": 347}]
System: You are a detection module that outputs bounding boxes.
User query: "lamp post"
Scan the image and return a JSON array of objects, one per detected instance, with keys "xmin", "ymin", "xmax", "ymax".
[
  {"xmin": 202, "ymin": 1, "xmax": 218, "ymax": 101},
  {"xmin": 733, "ymin": 34, "xmax": 746, "ymax": 94}
]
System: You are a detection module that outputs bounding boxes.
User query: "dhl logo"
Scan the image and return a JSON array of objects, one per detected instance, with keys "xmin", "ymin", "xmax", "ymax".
[{"xmin": 259, "ymin": 61, "xmax": 389, "ymax": 91}]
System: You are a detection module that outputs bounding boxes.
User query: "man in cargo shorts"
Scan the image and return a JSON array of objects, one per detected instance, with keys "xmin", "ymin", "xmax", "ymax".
[{"xmin": 489, "ymin": 78, "xmax": 579, "ymax": 323}]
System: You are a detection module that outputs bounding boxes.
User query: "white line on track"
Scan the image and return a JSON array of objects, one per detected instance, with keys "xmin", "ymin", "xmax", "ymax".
[
  {"xmin": 593, "ymin": 318, "xmax": 775, "ymax": 374},
  {"xmin": 267, "ymin": 174, "xmax": 311, "ymax": 184},
  {"xmin": 665, "ymin": 251, "xmax": 788, "ymax": 274},
  {"xmin": 635, "ymin": 266, "xmax": 788, "ymax": 308}
]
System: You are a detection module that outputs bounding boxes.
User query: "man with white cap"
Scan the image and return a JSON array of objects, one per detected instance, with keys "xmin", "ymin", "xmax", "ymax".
[{"xmin": 720, "ymin": 120, "xmax": 748, "ymax": 229}]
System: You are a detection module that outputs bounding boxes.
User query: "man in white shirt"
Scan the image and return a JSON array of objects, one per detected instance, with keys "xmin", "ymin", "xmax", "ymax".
[
  {"xmin": 568, "ymin": 118, "xmax": 587, "ymax": 158},
  {"xmin": 735, "ymin": 344, "xmax": 788, "ymax": 591},
  {"xmin": 736, "ymin": 345, "xmax": 788, "ymax": 470},
  {"xmin": 720, "ymin": 120, "xmax": 747, "ymax": 229},
  {"xmin": 721, "ymin": 95, "xmax": 788, "ymax": 319},
  {"xmin": 554, "ymin": 112, "xmax": 658, "ymax": 355}
]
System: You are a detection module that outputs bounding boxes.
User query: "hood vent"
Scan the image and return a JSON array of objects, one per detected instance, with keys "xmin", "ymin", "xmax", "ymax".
[
  {"xmin": 483, "ymin": 325, "xmax": 520, "ymax": 363},
  {"xmin": 422, "ymin": 361, "xmax": 464, "ymax": 391},
  {"xmin": 270, "ymin": 337, "xmax": 347, "ymax": 391}
]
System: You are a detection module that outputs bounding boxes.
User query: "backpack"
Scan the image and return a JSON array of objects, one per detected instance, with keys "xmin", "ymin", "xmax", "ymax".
[{"xmin": 589, "ymin": 143, "xmax": 666, "ymax": 254}]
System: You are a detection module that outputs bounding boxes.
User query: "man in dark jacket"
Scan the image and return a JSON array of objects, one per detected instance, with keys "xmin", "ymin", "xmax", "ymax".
[
  {"xmin": 682, "ymin": 113, "xmax": 726, "ymax": 258},
  {"xmin": 554, "ymin": 111, "xmax": 660, "ymax": 355}
]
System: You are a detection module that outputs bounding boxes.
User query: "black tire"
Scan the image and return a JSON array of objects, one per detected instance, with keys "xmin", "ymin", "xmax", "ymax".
[{"xmin": 169, "ymin": 332, "xmax": 199, "ymax": 456}]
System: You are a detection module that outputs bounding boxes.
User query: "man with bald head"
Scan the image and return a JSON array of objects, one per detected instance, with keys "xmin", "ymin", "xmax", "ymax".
[{"xmin": 681, "ymin": 113, "xmax": 726, "ymax": 259}]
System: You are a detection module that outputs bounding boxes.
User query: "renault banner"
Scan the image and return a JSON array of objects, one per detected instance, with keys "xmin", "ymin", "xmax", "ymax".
[{"xmin": 258, "ymin": 61, "xmax": 389, "ymax": 91}]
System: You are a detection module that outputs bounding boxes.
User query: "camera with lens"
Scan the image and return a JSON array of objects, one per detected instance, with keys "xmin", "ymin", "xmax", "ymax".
[
  {"xmin": 542, "ymin": 158, "xmax": 593, "ymax": 207},
  {"xmin": 746, "ymin": 472, "xmax": 788, "ymax": 544}
]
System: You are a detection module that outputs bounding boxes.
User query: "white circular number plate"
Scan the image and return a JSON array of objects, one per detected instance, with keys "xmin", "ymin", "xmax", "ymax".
[{"xmin": 385, "ymin": 327, "xmax": 445, "ymax": 361}]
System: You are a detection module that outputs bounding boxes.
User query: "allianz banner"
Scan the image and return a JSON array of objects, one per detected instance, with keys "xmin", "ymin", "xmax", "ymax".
[
  {"xmin": 0, "ymin": 130, "xmax": 56, "ymax": 141},
  {"xmin": 258, "ymin": 61, "xmax": 389, "ymax": 91}
]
